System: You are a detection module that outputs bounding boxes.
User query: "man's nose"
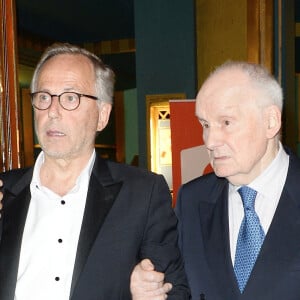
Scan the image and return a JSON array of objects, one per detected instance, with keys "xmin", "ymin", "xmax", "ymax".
[
  {"xmin": 204, "ymin": 127, "xmax": 222, "ymax": 150},
  {"xmin": 47, "ymin": 96, "xmax": 61, "ymax": 118}
]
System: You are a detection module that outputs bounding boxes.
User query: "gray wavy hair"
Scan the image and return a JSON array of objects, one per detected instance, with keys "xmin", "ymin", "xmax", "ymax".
[{"xmin": 30, "ymin": 43, "xmax": 115, "ymax": 105}]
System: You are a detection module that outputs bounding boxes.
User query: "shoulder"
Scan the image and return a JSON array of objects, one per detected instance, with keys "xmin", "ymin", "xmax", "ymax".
[
  {"xmin": 282, "ymin": 147, "xmax": 300, "ymax": 181},
  {"xmin": 0, "ymin": 167, "xmax": 32, "ymax": 180},
  {"xmin": 94, "ymin": 157, "xmax": 167, "ymax": 190},
  {"xmin": 179, "ymin": 172, "xmax": 226, "ymax": 199},
  {"xmin": 107, "ymin": 160, "xmax": 162, "ymax": 181},
  {"xmin": 175, "ymin": 172, "xmax": 227, "ymax": 212},
  {"xmin": 107, "ymin": 160, "xmax": 156, "ymax": 177},
  {"xmin": 282, "ymin": 148, "xmax": 300, "ymax": 193},
  {"xmin": 97, "ymin": 159, "xmax": 173, "ymax": 212},
  {"xmin": 286, "ymin": 148, "xmax": 300, "ymax": 170},
  {"xmin": 0, "ymin": 167, "xmax": 32, "ymax": 193}
]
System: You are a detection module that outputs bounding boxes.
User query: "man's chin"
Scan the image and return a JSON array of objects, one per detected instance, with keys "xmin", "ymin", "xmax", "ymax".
[
  {"xmin": 213, "ymin": 167, "xmax": 234, "ymax": 179},
  {"xmin": 212, "ymin": 161, "xmax": 226, "ymax": 173},
  {"xmin": 43, "ymin": 149, "xmax": 69, "ymax": 159}
]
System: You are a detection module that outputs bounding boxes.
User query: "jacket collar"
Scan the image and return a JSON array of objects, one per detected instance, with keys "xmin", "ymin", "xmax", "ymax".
[{"xmin": 69, "ymin": 155, "xmax": 123, "ymax": 297}]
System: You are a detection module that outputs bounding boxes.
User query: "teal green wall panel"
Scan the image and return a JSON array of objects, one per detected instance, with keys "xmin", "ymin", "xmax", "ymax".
[
  {"xmin": 134, "ymin": 0, "xmax": 197, "ymax": 168},
  {"xmin": 124, "ymin": 89, "xmax": 139, "ymax": 164}
]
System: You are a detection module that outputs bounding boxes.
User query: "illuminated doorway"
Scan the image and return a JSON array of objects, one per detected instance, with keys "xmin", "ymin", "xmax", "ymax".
[{"xmin": 146, "ymin": 93, "xmax": 185, "ymax": 191}]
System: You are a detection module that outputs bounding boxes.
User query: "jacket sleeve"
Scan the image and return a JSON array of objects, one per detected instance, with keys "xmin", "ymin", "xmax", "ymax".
[{"xmin": 139, "ymin": 174, "xmax": 190, "ymax": 299}]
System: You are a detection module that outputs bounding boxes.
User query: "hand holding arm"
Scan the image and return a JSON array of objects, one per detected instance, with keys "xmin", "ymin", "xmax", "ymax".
[
  {"xmin": 130, "ymin": 259, "xmax": 172, "ymax": 300},
  {"xmin": 0, "ymin": 179, "xmax": 3, "ymax": 211}
]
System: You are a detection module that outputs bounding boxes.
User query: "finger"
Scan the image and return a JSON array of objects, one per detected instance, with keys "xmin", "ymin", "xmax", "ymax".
[
  {"xmin": 0, "ymin": 179, "xmax": 3, "ymax": 211},
  {"xmin": 0, "ymin": 179, "xmax": 3, "ymax": 203},
  {"xmin": 134, "ymin": 279, "xmax": 164, "ymax": 291},
  {"xmin": 138, "ymin": 282, "xmax": 172, "ymax": 294},
  {"xmin": 137, "ymin": 282, "xmax": 172, "ymax": 298},
  {"xmin": 150, "ymin": 283, "xmax": 172, "ymax": 296}
]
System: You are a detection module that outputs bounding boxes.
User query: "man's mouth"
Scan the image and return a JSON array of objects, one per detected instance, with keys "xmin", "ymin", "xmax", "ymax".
[{"xmin": 46, "ymin": 130, "xmax": 65, "ymax": 137}]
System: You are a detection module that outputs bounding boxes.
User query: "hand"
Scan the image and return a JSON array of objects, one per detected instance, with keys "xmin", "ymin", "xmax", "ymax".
[
  {"xmin": 0, "ymin": 179, "xmax": 3, "ymax": 211},
  {"xmin": 130, "ymin": 259, "xmax": 172, "ymax": 300}
]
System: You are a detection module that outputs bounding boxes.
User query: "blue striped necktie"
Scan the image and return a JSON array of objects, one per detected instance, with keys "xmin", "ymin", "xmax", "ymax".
[{"xmin": 234, "ymin": 186, "xmax": 265, "ymax": 292}]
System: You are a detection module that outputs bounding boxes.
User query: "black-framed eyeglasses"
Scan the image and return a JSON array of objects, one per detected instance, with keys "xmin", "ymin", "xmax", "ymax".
[{"xmin": 30, "ymin": 91, "xmax": 98, "ymax": 111}]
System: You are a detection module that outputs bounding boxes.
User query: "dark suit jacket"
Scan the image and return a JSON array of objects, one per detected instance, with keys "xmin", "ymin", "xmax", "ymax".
[
  {"xmin": 0, "ymin": 155, "xmax": 190, "ymax": 300},
  {"xmin": 176, "ymin": 150, "xmax": 300, "ymax": 300}
]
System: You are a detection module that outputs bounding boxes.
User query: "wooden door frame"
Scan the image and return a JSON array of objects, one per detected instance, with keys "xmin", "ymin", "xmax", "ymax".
[{"xmin": 0, "ymin": 0, "xmax": 20, "ymax": 171}]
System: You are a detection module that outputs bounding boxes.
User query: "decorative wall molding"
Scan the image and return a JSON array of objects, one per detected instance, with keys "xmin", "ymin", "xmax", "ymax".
[{"xmin": 18, "ymin": 34, "xmax": 135, "ymax": 67}]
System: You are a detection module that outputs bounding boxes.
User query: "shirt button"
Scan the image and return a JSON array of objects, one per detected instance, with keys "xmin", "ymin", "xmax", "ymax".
[
  {"xmin": 55, "ymin": 277, "xmax": 60, "ymax": 281},
  {"xmin": 58, "ymin": 238, "xmax": 63, "ymax": 243},
  {"xmin": 61, "ymin": 200, "xmax": 66, "ymax": 205}
]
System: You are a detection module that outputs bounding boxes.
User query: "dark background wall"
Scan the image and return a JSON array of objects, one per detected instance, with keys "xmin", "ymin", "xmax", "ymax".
[
  {"xmin": 14, "ymin": 0, "xmax": 300, "ymax": 167},
  {"xmin": 134, "ymin": 0, "xmax": 197, "ymax": 168},
  {"xmin": 295, "ymin": 0, "xmax": 300, "ymax": 73}
]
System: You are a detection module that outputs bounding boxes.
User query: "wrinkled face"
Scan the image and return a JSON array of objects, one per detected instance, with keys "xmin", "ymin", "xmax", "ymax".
[
  {"xmin": 196, "ymin": 69, "xmax": 280, "ymax": 185},
  {"xmin": 33, "ymin": 54, "xmax": 111, "ymax": 161}
]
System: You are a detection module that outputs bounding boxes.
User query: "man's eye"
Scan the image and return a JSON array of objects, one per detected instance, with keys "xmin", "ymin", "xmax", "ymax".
[
  {"xmin": 224, "ymin": 120, "xmax": 230, "ymax": 126},
  {"xmin": 67, "ymin": 96, "xmax": 76, "ymax": 102},
  {"xmin": 65, "ymin": 94, "xmax": 77, "ymax": 102},
  {"xmin": 39, "ymin": 94, "xmax": 49, "ymax": 101}
]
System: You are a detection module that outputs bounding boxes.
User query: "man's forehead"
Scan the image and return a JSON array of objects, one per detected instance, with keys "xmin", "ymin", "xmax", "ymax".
[
  {"xmin": 207, "ymin": 68, "xmax": 248, "ymax": 87},
  {"xmin": 197, "ymin": 69, "xmax": 253, "ymax": 100},
  {"xmin": 196, "ymin": 97, "xmax": 240, "ymax": 116},
  {"xmin": 196, "ymin": 80, "xmax": 258, "ymax": 119}
]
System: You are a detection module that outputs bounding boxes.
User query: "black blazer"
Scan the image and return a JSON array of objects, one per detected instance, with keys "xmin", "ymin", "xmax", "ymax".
[
  {"xmin": 0, "ymin": 155, "xmax": 190, "ymax": 299},
  {"xmin": 176, "ymin": 150, "xmax": 300, "ymax": 300}
]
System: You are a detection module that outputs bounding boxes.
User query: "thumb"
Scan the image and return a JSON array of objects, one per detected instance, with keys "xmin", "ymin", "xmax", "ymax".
[{"xmin": 140, "ymin": 259, "xmax": 154, "ymax": 271}]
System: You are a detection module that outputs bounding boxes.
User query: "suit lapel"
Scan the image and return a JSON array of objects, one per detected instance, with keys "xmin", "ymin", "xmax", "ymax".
[
  {"xmin": 70, "ymin": 156, "xmax": 122, "ymax": 297},
  {"xmin": 243, "ymin": 160, "xmax": 300, "ymax": 297},
  {"xmin": 200, "ymin": 180, "xmax": 240, "ymax": 299},
  {"xmin": 0, "ymin": 171, "xmax": 32, "ymax": 300}
]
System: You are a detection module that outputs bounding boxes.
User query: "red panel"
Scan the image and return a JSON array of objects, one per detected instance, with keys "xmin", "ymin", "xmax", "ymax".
[{"xmin": 170, "ymin": 99, "xmax": 212, "ymax": 205}]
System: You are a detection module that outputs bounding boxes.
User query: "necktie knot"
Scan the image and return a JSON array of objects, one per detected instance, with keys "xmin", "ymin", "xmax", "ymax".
[{"xmin": 238, "ymin": 186, "xmax": 257, "ymax": 210}]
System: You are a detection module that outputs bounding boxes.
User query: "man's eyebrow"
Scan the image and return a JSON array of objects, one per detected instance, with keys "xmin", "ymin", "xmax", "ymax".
[{"xmin": 197, "ymin": 117, "xmax": 207, "ymax": 123}]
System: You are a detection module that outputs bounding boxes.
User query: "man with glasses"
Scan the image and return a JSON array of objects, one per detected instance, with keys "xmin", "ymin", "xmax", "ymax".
[{"xmin": 0, "ymin": 43, "xmax": 189, "ymax": 300}]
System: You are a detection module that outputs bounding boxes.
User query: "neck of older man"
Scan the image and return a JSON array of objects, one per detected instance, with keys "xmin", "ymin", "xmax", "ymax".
[{"xmin": 227, "ymin": 138, "xmax": 280, "ymax": 186}]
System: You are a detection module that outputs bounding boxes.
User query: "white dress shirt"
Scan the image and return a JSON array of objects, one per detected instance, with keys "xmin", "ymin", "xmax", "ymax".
[
  {"xmin": 14, "ymin": 150, "xmax": 95, "ymax": 300},
  {"xmin": 228, "ymin": 143, "xmax": 289, "ymax": 263}
]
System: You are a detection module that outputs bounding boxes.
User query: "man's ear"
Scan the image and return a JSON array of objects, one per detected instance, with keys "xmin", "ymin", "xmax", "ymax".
[
  {"xmin": 265, "ymin": 105, "xmax": 281, "ymax": 139},
  {"xmin": 97, "ymin": 102, "xmax": 112, "ymax": 132}
]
